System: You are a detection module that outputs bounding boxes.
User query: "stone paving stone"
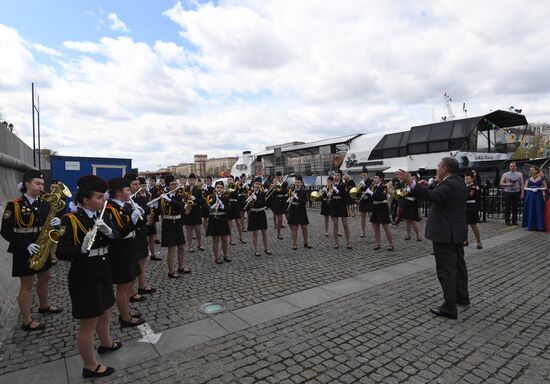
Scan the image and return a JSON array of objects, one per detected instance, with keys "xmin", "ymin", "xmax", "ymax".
[
  {"xmin": 0, "ymin": 217, "xmax": 546, "ymax": 384},
  {"xmin": 58, "ymin": 230, "xmax": 547, "ymax": 384}
]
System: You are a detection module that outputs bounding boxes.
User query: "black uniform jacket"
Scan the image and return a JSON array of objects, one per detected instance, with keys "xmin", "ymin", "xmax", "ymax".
[
  {"xmin": 56, "ymin": 207, "xmax": 114, "ymax": 279},
  {"xmin": 1, "ymin": 195, "xmax": 50, "ymax": 254}
]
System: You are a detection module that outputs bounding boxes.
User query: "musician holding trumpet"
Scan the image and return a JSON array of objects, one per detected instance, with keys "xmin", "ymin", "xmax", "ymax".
[
  {"xmin": 206, "ymin": 181, "xmax": 232, "ymax": 264},
  {"xmin": 56, "ymin": 175, "xmax": 120, "ymax": 379},
  {"xmin": 246, "ymin": 177, "xmax": 272, "ymax": 257},
  {"xmin": 287, "ymin": 175, "xmax": 312, "ymax": 250}
]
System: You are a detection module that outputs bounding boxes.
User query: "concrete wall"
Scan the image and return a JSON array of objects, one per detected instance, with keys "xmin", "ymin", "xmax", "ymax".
[{"xmin": 0, "ymin": 126, "xmax": 49, "ymax": 319}]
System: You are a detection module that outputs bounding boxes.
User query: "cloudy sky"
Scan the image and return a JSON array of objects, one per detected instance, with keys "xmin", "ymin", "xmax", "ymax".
[{"xmin": 1, "ymin": 0, "xmax": 549, "ymax": 171}]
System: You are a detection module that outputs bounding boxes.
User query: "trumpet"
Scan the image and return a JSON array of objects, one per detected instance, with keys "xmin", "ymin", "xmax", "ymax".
[
  {"xmin": 287, "ymin": 186, "xmax": 297, "ymax": 210},
  {"xmin": 86, "ymin": 201, "xmax": 108, "ymax": 252},
  {"xmin": 180, "ymin": 188, "xmax": 194, "ymax": 215}
]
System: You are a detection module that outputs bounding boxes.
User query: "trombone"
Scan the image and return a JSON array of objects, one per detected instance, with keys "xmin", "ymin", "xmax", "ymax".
[{"xmin": 265, "ymin": 175, "xmax": 288, "ymax": 201}]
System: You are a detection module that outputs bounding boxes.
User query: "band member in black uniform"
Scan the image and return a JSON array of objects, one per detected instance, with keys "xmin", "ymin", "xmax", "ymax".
[
  {"xmin": 271, "ymin": 171, "xmax": 288, "ymax": 239},
  {"xmin": 465, "ymin": 171, "xmax": 482, "ymax": 249},
  {"xmin": 343, "ymin": 173, "xmax": 356, "ymax": 217},
  {"xmin": 126, "ymin": 174, "xmax": 156, "ymax": 298},
  {"xmin": 330, "ymin": 170, "xmax": 352, "ymax": 249},
  {"xmin": 401, "ymin": 172, "xmax": 422, "ymax": 241},
  {"xmin": 366, "ymin": 171, "xmax": 394, "ymax": 251},
  {"xmin": 357, "ymin": 167, "xmax": 373, "ymax": 238},
  {"xmin": 202, "ymin": 175, "xmax": 214, "ymax": 232},
  {"xmin": 56, "ymin": 175, "xmax": 119, "ymax": 379},
  {"xmin": 183, "ymin": 174, "xmax": 205, "ymax": 252},
  {"xmin": 320, "ymin": 177, "xmax": 333, "ymax": 237},
  {"xmin": 157, "ymin": 175, "xmax": 189, "ymax": 277},
  {"xmin": 226, "ymin": 175, "xmax": 245, "ymax": 245},
  {"xmin": 180, "ymin": 175, "xmax": 187, "ymax": 189},
  {"xmin": 105, "ymin": 177, "xmax": 145, "ymax": 328},
  {"xmin": 238, "ymin": 173, "xmax": 250, "ymax": 231},
  {"xmin": 206, "ymin": 181, "xmax": 231, "ymax": 264},
  {"xmin": 147, "ymin": 176, "xmax": 161, "ymax": 260},
  {"xmin": 1, "ymin": 170, "xmax": 63, "ymax": 331},
  {"xmin": 287, "ymin": 175, "xmax": 312, "ymax": 250},
  {"xmin": 246, "ymin": 177, "xmax": 272, "ymax": 256}
]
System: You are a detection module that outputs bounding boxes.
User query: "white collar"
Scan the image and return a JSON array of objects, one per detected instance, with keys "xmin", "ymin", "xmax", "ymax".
[
  {"xmin": 111, "ymin": 199, "xmax": 125, "ymax": 207},
  {"xmin": 24, "ymin": 194, "xmax": 38, "ymax": 205},
  {"xmin": 78, "ymin": 205, "xmax": 97, "ymax": 219}
]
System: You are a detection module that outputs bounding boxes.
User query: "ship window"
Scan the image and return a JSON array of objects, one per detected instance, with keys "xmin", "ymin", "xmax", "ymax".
[
  {"xmin": 451, "ymin": 121, "xmax": 471, "ymax": 138},
  {"xmin": 408, "ymin": 125, "xmax": 431, "ymax": 143},
  {"xmin": 383, "ymin": 133, "xmax": 403, "ymax": 148},
  {"xmin": 383, "ymin": 148, "xmax": 400, "ymax": 158},
  {"xmin": 408, "ymin": 143, "xmax": 427, "ymax": 154},
  {"xmin": 428, "ymin": 141, "xmax": 449, "ymax": 152},
  {"xmin": 369, "ymin": 149, "xmax": 383, "ymax": 160},
  {"xmin": 429, "ymin": 121, "xmax": 453, "ymax": 141}
]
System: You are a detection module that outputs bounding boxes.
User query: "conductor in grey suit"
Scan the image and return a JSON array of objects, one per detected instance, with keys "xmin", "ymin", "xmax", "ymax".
[{"xmin": 397, "ymin": 157, "xmax": 469, "ymax": 320}]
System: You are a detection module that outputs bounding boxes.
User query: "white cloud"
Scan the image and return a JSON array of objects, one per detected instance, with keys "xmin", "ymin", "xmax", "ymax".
[
  {"xmin": 107, "ymin": 13, "xmax": 130, "ymax": 33},
  {"xmin": 32, "ymin": 43, "xmax": 62, "ymax": 57},
  {"xmin": 1, "ymin": 1, "xmax": 550, "ymax": 172}
]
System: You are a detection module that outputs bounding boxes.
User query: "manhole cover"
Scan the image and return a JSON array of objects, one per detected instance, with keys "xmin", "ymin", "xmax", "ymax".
[{"xmin": 199, "ymin": 302, "xmax": 225, "ymax": 314}]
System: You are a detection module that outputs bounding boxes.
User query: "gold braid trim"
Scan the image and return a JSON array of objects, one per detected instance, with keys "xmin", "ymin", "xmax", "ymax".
[
  {"xmin": 68, "ymin": 214, "xmax": 89, "ymax": 245},
  {"xmin": 14, "ymin": 201, "xmax": 34, "ymax": 229},
  {"xmin": 109, "ymin": 206, "xmax": 125, "ymax": 228}
]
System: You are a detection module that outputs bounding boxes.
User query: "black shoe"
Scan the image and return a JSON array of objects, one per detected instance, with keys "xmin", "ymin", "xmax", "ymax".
[
  {"xmin": 97, "ymin": 341, "xmax": 122, "ymax": 355},
  {"xmin": 168, "ymin": 272, "xmax": 180, "ymax": 278},
  {"xmin": 154, "ymin": 239, "xmax": 161, "ymax": 244},
  {"xmin": 82, "ymin": 364, "xmax": 115, "ymax": 379},
  {"xmin": 456, "ymin": 299, "xmax": 470, "ymax": 306},
  {"xmin": 138, "ymin": 287, "xmax": 156, "ymax": 295},
  {"xmin": 21, "ymin": 320, "xmax": 45, "ymax": 331},
  {"xmin": 129, "ymin": 294, "xmax": 146, "ymax": 303},
  {"xmin": 224, "ymin": 257, "xmax": 232, "ymax": 262},
  {"xmin": 430, "ymin": 307, "xmax": 457, "ymax": 320},
  {"xmin": 512, "ymin": 222, "xmax": 518, "ymax": 226},
  {"xmin": 120, "ymin": 317, "xmax": 145, "ymax": 328},
  {"xmin": 151, "ymin": 256, "xmax": 162, "ymax": 261},
  {"xmin": 178, "ymin": 267, "xmax": 191, "ymax": 274},
  {"xmin": 38, "ymin": 305, "xmax": 63, "ymax": 314}
]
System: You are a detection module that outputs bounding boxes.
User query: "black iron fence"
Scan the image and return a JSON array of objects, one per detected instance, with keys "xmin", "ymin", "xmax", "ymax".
[{"xmin": 305, "ymin": 186, "xmax": 527, "ymax": 222}]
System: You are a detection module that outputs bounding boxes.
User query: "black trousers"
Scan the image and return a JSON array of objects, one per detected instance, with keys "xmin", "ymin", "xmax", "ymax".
[
  {"xmin": 432, "ymin": 242, "xmax": 469, "ymax": 314},
  {"xmin": 503, "ymin": 191, "xmax": 520, "ymax": 224}
]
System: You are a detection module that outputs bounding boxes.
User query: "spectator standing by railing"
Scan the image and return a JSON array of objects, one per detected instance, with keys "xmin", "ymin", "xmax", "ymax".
[{"xmin": 499, "ymin": 162, "xmax": 524, "ymax": 225}]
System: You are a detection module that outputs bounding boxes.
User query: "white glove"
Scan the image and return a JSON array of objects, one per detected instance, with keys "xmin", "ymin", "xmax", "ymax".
[
  {"xmin": 131, "ymin": 210, "xmax": 142, "ymax": 224},
  {"xmin": 81, "ymin": 231, "xmax": 95, "ymax": 253},
  {"xmin": 293, "ymin": 192, "xmax": 298, "ymax": 201},
  {"xmin": 162, "ymin": 194, "xmax": 172, "ymax": 202},
  {"xmin": 132, "ymin": 203, "xmax": 145, "ymax": 215},
  {"xmin": 218, "ymin": 203, "xmax": 224, "ymax": 210},
  {"xmin": 252, "ymin": 193, "xmax": 257, "ymax": 201},
  {"xmin": 27, "ymin": 243, "xmax": 40, "ymax": 255},
  {"xmin": 386, "ymin": 194, "xmax": 392, "ymax": 199},
  {"xmin": 366, "ymin": 188, "xmax": 374, "ymax": 196},
  {"xmin": 95, "ymin": 219, "xmax": 112, "ymax": 235},
  {"xmin": 50, "ymin": 217, "xmax": 61, "ymax": 227},
  {"xmin": 322, "ymin": 187, "xmax": 327, "ymax": 193},
  {"xmin": 191, "ymin": 195, "xmax": 196, "ymax": 201},
  {"xmin": 333, "ymin": 186, "xmax": 339, "ymax": 193}
]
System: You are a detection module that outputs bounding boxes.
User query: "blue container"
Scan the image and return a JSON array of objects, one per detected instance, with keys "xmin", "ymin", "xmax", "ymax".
[{"xmin": 50, "ymin": 155, "xmax": 133, "ymax": 196}]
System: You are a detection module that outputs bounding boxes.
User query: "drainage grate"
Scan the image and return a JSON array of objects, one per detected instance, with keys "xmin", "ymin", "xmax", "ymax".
[{"xmin": 199, "ymin": 302, "xmax": 226, "ymax": 314}]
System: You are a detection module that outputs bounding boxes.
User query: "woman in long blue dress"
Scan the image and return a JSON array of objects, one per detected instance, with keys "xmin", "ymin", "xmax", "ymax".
[{"xmin": 522, "ymin": 166, "xmax": 547, "ymax": 231}]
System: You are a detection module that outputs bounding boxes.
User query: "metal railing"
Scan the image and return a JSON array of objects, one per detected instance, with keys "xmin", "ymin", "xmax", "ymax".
[{"xmin": 303, "ymin": 186, "xmax": 529, "ymax": 222}]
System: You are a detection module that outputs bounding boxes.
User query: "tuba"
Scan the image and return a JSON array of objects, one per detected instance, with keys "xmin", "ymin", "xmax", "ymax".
[{"xmin": 29, "ymin": 182, "xmax": 72, "ymax": 270}]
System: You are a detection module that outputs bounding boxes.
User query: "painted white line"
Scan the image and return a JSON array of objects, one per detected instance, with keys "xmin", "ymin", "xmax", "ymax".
[{"xmin": 137, "ymin": 322, "xmax": 162, "ymax": 344}]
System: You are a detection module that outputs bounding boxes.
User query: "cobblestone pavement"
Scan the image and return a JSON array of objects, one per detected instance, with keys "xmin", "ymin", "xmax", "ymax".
[
  {"xmin": 0, "ymin": 210, "xmax": 539, "ymax": 381},
  {"xmin": 110, "ymin": 231, "xmax": 550, "ymax": 384}
]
